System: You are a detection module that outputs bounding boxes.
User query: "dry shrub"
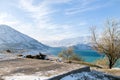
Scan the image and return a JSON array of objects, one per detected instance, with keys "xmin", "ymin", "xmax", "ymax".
[
  {"xmin": 58, "ymin": 47, "xmax": 82, "ymax": 61},
  {"xmin": 94, "ymin": 57, "xmax": 108, "ymax": 68}
]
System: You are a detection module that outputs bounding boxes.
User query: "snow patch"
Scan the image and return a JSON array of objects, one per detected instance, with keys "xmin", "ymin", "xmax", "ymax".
[
  {"xmin": 61, "ymin": 71, "xmax": 112, "ymax": 80},
  {"xmin": 0, "ymin": 54, "xmax": 17, "ymax": 61},
  {"xmin": 3, "ymin": 75, "xmax": 47, "ymax": 80}
]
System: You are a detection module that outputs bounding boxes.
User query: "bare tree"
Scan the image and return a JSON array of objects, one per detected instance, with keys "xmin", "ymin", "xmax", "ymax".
[
  {"xmin": 90, "ymin": 19, "xmax": 120, "ymax": 69},
  {"xmin": 58, "ymin": 47, "xmax": 82, "ymax": 61}
]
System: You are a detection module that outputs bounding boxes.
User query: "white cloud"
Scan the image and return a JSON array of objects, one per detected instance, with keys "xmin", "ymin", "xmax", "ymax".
[
  {"xmin": 47, "ymin": 0, "xmax": 72, "ymax": 4},
  {"xmin": 0, "ymin": 0, "xmax": 90, "ymax": 42},
  {"xmin": 0, "ymin": 12, "xmax": 34, "ymax": 36},
  {"xmin": 0, "ymin": 13, "xmax": 19, "ymax": 26},
  {"xmin": 65, "ymin": 0, "xmax": 109, "ymax": 15},
  {"xmin": 18, "ymin": 0, "xmax": 78, "ymax": 41},
  {"xmin": 79, "ymin": 22, "xmax": 87, "ymax": 26},
  {"xmin": 65, "ymin": 6, "xmax": 99, "ymax": 15}
]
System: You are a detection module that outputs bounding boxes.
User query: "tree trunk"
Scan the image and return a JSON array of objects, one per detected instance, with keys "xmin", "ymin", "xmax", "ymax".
[
  {"xmin": 109, "ymin": 61, "xmax": 112, "ymax": 69},
  {"xmin": 109, "ymin": 59, "xmax": 114, "ymax": 69}
]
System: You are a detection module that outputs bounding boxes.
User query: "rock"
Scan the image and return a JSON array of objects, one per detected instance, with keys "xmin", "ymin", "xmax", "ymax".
[
  {"xmin": 25, "ymin": 53, "xmax": 47, "ymax": 60},
  {"xmin": 6, "ymin": 49, "xmax": 11, "ymax": 53},
  {"xmin": 26, "ymin": 55, "xmax": 34, "ymax": 58}
]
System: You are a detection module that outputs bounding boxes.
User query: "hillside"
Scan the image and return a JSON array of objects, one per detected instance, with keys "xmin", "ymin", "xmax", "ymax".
[{"xmin": 0, "ymin": 25, "xmax": 49, "ymax": 53}]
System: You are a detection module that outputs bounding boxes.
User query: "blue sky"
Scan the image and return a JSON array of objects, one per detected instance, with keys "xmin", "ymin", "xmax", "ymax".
[{"xmin": 0, "ymin": 0, "xmax": 120, "ymax": 42}]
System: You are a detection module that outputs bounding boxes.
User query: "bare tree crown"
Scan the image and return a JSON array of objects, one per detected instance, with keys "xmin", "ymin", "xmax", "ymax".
[{"xmin": 90, "ymin": 19, "xmax": 120, "ymax": 68}]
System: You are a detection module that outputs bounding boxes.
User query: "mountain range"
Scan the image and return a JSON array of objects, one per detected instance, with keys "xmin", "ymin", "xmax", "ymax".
[
  {"xmin": 42, "ymin": 36, "xmax": 91, "ymax": 48},
  {"xmin": 0, "ymin": 25, "xmax": 92, "ymax": 55}
]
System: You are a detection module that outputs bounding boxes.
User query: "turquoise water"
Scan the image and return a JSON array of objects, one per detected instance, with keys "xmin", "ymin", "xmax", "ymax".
[
  {"xmin": 49, "ymin": 48, "xmax": 104, "ymax": 62},
  {"xmin": 114, "ymin": 59, "xmax": 120, "ymax": 67},
  {"xmin": 74, "ymin": 50, "xmax": 104, "ymax": 62},
  {"xmin": 49, "ymin": 48, "xmax": 120, "ymax": 67}
]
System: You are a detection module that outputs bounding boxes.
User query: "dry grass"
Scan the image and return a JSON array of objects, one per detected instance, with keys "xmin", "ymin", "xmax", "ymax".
[
  {"xmin": 91, "ymin": 68, "xmax": 120, "ymax": 76},
  {"xmin": 68, "ymin": 60, "xmax": 103, "ymax": 68},
  {"xmin": 94, "ymin": 57, "xmax": 108, "ymax": 68},
  {"xmin": 66, "ymin": 60, "xmax": 120, "ymax": 76}
]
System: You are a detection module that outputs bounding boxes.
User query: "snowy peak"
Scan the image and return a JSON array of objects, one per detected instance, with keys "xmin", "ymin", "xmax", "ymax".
[
  {"xmin": 0, "ymin": 25, "xmax": 32, "ymax": 44},
  {"xmin": 0, "ymin": 25, "xmax": 49, "ymax": 51},
  {"xmin": 42, "ymin": 36, "xmax": 91, "ymax": 47}
]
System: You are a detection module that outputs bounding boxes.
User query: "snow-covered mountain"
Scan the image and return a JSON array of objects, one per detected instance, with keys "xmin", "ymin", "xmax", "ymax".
[
  {"xmin": 72, "ymin": 44, "xmax": 92, "ymax": 50},
  {"xmin": 0, "ymin": 25, "xmax": 49, "ymax": 52},
  {"xmin": 42, "ymin": 36, "xmax": 91, "ymax": 47}
]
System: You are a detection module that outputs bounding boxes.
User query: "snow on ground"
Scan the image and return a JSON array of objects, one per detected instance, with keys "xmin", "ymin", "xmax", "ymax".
[
  {"xmin": 2, "ymin": 69, "xmax": 58, "ymax": 80},
  {"xmin": 0, "ymin": 54, "xmax": 17, "ymax": 61},
  {"xmin": 2, "ymin": 73, "xmax": 49, "ymax": 80},
  {"xmin": 3, "ymin": 75, "xmax": 47, "ymax": 80},
  {"xmin": 112, "ymin": 68, "xmax": 120, "ymax": 70},
  {"xmin": 61, "ymin": 71, "xmax": 112, "ymax": 80}
]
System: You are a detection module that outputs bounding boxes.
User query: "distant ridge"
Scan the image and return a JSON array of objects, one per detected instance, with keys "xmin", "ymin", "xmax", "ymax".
[{"xmin": 42, "ymin": 36, "xmax": 91, "ymax": 47}]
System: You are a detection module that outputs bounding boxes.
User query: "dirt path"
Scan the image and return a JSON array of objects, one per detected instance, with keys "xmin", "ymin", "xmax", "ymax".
[{"xmin": 0, "ymin": 58, "xmax": 84, "ymax": 79}]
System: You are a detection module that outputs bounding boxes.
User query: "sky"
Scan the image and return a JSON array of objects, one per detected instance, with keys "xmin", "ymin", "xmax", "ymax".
[{"xmin": 0, "ymin": 0, "xmax": 120, "ymax": 42}]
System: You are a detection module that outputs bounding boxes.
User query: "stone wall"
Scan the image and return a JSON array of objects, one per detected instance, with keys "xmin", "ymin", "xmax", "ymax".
[
  {"xmin": 48, "ymin": 66, "xmax": 120, "ymax": 80},
  {"xmin": 48, "ymin": 66, "xmax": 90, "ymax": 80},
  {"xmin": 105, "ymin": 74, "xmax": 120, "ymax": 80}
]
